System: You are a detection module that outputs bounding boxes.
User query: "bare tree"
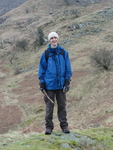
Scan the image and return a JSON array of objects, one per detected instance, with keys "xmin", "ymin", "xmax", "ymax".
[
  {"xmin": 33, "ymin": 27, "xmax": 45, "ymax": 51},
  {"xmin": 8, "ymin": 50, "xmax": 18, "ymax": 65}
]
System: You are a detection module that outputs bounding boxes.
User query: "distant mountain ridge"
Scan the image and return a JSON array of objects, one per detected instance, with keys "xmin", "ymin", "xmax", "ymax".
[
  {"xmin": 0, "ymin": 0, "xmax": 27, "ymax": 16},
  {"xmin": 63, "ymin": 0, "xmax": 105, "ymax": 5},
  {"xmin": 0, "ymin": 0, "xmax": 106, "ymax": 16}
]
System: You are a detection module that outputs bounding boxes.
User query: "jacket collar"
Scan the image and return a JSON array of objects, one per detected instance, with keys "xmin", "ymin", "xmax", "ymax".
[{"xmin": 48, "ymin": 44, "xmax": 61, "ymax": 54}]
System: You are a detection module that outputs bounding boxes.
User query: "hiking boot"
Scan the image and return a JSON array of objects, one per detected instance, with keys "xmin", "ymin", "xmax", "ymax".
[
  {"xmin": 62, "ymin": 127, "xmax": 70, "ymax": 133},
  {"xmin": 45, "ymin": 128, "xmax": 52, "ymax": 135}
]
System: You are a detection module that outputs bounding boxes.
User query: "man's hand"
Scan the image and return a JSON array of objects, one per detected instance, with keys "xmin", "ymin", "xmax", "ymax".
[
  {"xmin": 40, "ymin": 83, "xmax": 45, "ymax": 93},
  {"xmin": 63, "ymin": 79, "xmax": 70, "ymax": 93},
  {"xmin": 63, "ymin": 85, "xmax": 69, "ymax": 93}
]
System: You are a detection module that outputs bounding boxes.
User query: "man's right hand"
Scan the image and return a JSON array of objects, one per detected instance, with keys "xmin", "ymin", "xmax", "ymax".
[{"xmin": 40, "ymin": 83, "xmax": 45, "ymax": 93}]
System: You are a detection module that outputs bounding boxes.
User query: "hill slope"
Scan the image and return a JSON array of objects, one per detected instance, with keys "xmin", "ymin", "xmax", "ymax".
[{"xmin": 0, "ymin": 0, "xmax": 113, "ymax": 135}]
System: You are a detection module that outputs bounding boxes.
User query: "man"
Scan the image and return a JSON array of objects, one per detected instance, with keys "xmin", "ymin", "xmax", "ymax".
[{"xmin": 38, "ymin": 32, "xmax": 72, "ymax": 135}]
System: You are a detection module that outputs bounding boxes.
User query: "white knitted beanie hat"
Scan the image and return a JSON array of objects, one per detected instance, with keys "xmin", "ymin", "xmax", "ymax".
[{"xmin": 48, "ymin": 32, "xmax": 59, "ymax": 41}]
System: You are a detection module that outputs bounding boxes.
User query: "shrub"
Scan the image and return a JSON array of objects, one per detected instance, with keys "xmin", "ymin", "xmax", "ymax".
[
  {"xmin": 64, "ymin": 0, "xmax": 70, "ymax": 5},
  {"xmin": 14, "ymin": 68, "xmax": 22, "ymax": 75},
  {"xmin": 16, "ymin": 40, "xmax": 28, "ymax": 51},
  {"xmin": 90, "ymin": 48, "xmax": 113, "ymax": 71},
  {"xmin": 25, "ymin": 8, "xmax": 30, "ymax": 13}
]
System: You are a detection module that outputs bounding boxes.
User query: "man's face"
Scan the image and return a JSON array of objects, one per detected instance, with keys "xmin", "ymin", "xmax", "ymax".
[{"xmin": 50, "ymin": 37, "xmax": 58, "ymax": 46}]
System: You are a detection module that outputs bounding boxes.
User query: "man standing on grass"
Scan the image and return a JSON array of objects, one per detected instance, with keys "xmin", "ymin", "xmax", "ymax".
[{"xmin": 38, "ymin": 32, "xmax": 72, "ymax": 134}]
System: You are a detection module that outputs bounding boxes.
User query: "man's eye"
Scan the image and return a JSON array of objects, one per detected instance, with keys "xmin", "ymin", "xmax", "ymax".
[{"xmin": 51, "ymin": 37, "xmax": 57, "ymax": 40}]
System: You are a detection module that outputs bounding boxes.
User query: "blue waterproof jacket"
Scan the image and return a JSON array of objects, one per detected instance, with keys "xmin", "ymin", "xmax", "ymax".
[{"xmin": 38, "ymin": 44, "xmax": 72, "ymax": 90}]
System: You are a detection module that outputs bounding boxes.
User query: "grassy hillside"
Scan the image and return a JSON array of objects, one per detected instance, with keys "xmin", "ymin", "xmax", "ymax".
[{"xmin": 0, "ymin": 0, "xmax": 113, "ymax": 141}]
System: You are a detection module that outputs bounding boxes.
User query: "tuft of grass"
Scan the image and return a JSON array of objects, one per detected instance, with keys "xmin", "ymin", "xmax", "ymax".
[{"xmin": 75, "ymin": 127, "xmax": 113, "ymax": 150}]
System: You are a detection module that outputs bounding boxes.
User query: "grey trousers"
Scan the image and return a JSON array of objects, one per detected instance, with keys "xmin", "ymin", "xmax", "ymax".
[{"xmin": 44, "ymin": 90, "xmax": 68, "ymax": 130}]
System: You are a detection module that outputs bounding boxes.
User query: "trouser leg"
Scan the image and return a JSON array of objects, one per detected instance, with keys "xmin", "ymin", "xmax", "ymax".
[
  {"xmin": 56, "ymin": 90, "xmax": 68, "ymax": 129},
  {"xmin": 44, "ymin": 90, "xmax": 55, "ymax": 130}
]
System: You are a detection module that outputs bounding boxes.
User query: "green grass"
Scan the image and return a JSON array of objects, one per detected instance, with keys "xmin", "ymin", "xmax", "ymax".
[
  {"xmin": 0, "ymin": 133, "xmax": 75, "ymax": 150},
  {"xmin": 1, "ymin": 128, "xmax": 113, "ymax": 150}
]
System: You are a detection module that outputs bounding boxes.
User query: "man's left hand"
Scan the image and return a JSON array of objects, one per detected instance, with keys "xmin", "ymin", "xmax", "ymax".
[
  {"xmin": 63, "ymin": 85, "xmax": 70, "ymax": 93},
  {"xmin": 63, "ymin": 79, "xmax": 70, "ymax": 93}
]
